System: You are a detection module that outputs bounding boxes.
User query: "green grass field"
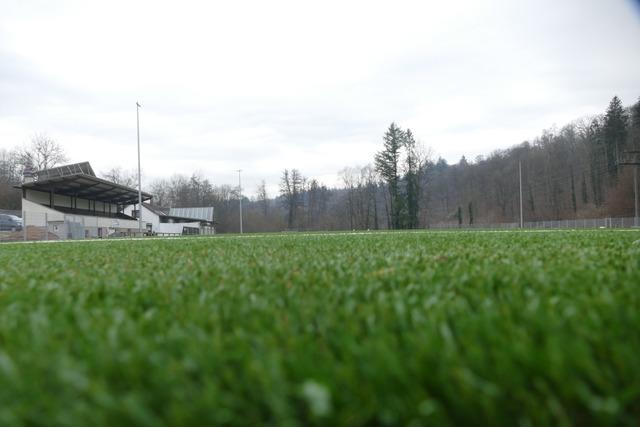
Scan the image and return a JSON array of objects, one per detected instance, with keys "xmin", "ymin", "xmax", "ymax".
[{"xmin": 0, "ymin": 230, "xmax": 639, "ymax": 426}]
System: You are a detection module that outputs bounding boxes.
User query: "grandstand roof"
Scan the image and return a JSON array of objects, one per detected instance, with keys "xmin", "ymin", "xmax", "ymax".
[
  {"xmin": 169, "ymin": 207, "xmax": 214, "ymax": 222},
  {"xmin": 19, "ymin": 162, "xmax": 152, "ymax": 205},
  {"xmin": 35, "ymin": 162, "xmax": 96, "ymax": 180}
]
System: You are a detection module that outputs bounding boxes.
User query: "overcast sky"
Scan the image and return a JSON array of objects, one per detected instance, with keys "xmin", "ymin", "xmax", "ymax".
[{"xmin": 1, "ymin": 0, "xmax": 639, "ymax": 196}]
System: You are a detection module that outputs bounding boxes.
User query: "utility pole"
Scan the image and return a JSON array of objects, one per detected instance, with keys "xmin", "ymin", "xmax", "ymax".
[
  {"xmin": 237, "ymin": 169, "xmax": 243, "ymax": 234},
  {"xmin": 618, "ymin": 150, "xmax": 640, "ymax": 227},
  {"xmin": 519, "ymin": 160, "xmax": 523, "ymax": 229},
  {"xmin": 136, "ymin": 102, "xmax": 143, "ymax": 237}
]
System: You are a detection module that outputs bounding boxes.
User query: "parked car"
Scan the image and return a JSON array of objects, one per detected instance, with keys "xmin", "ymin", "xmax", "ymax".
[{"xmin": 0, "ymin": 214, "xmax": 22, "ymax": 231}]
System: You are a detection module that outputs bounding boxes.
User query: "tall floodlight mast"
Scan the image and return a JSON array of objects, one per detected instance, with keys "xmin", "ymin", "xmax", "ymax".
[
  {"xmin": 136, "ymin": 102, "xmax": 143, "ymax": 236},
  {"xmin": 237, "ymin": 169, "xmax": 243, "ymax": 234}
]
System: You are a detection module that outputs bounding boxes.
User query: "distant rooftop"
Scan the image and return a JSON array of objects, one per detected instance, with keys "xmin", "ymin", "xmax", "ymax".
[
  {"xmin": 142, "ymin": 203, "xmax": 169, "ymax": 217},
  {"xmin": 35, "ymin": 162, "xmax": 95, "ymax": 181},
  {"xmin": 169, "ymin": 207, "xmax": 214, "ymax": 222}
]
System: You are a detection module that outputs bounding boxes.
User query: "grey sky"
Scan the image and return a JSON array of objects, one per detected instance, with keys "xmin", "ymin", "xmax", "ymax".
[{"xmin": 1, "ymin": 0, "xmax": 639, "ymax": 196}]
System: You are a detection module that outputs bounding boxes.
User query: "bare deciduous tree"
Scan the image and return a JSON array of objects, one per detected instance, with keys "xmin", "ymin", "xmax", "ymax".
[
  {"xmin": 0, "ymin": 149, "xmax": 22, "ymax": 209},
  {"xmin": 280, "ymin": 169, "xmax": 305, "ymax": 229},
  {"xmin": 13, "ymin": 134, "xmax": 68, "ymax": 171},
  {"xmin": 101, "ymin": 167, "xmax": 138, "ymax": 187},
  {"xmin": 256, "ymin": 180, "xmax": 269, "ymax": 217}
]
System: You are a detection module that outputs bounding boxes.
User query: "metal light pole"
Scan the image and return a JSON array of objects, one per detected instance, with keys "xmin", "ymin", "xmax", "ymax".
[
  {"xmin": 237, "ymin": 169, "xmax": 243, "ymax": 234},
  {"xmin": 519, "ymin": 160, "xmax": 523, "ymax": 229},
  {"xmin": 136, "ymin": 102, "xmax": 143, "ymax": 236}
]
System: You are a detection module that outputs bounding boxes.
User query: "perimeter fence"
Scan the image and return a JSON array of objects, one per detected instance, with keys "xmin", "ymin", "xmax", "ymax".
[
  {"xmin": 430, "ymin": 217, "xmax": 639, "ymax": 230},
  {"xmin": 2, "ymin": 213, "xmax": 638, "ymax": 243}
]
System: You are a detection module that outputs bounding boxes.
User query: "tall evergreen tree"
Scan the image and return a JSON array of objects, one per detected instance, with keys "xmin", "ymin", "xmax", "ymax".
[
  {"xmin": 375, "ymin": 123, "xmax": 404, "ymax": 229},
  {"xmin": 603, "ymin": 96, "xmax": 629, "ymax": 180},
  {"xmin": 587, "ymin": 118, "xmax": 605, "ymax": 206},
  {"xmin": 257, "ymin": 180, "xmax": 269, "ymax": 217}
]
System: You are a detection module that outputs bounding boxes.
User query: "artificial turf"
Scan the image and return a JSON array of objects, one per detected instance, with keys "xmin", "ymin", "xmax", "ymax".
[{"xmin": 0, "ymin": 230, "xmax": 639, "ymax": 426}]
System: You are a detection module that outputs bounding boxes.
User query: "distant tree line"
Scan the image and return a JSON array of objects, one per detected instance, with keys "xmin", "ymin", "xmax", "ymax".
[
  {"xmin": 262, "ymin": 95, "xmax": 639, "ymax": 231},
  {"xmin": 265, "ymin": 95, "xmax": 639, "ymax": 230},
  {"xmin": 2, "ymin": 95, "xmax": 639, "ymax": 231}
]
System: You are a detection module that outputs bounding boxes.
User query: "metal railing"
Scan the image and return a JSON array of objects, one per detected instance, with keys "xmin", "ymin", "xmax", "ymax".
[{"xmin": 2, "ymin": 213, "xmax": 638, "ymax": 243}]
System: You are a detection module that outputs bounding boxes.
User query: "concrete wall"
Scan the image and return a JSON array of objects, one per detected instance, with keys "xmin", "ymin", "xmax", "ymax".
[
  {"xmin": 53, "ymin": 194, "xmax": 72, "ymax": 208},
  {"xmin": 25, "ymin": 189, "xmax": 118, "ymax": 213},
  {"xmin": 22, "ymin": 199, "xmax": 139, "ymax": 230},
  {"xmin": 156, "ymin": 222, "xmax": 201, "ymax": 234},
  {"xmin": 123, "ymin": 204, "xmax": 158, "ymax": 230},
  {"xmin": 77, "ymin": 198, "xmax": 89, "ymax": 210},
  {"xmin": 26, "ymin": 189, "xmax": 50, "ymax": 205},
  {"xmin": 22, "ymin": 199, "xmax": 65, "ymax": 224}
]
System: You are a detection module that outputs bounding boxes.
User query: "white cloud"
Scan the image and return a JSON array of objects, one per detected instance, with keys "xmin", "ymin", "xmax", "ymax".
[{"xmin": 1, "ymin": 0, "xmax": 639, "ymax": 196}]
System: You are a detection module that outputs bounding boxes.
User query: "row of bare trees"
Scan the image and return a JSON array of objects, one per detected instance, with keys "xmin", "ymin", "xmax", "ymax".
[{"xmin": 0, "ymin": 134, "xmax": 69, "ymax": 209}]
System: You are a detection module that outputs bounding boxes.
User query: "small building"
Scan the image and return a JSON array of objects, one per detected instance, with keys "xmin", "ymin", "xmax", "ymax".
[
  {"xmin": 18, "ymin": 162, "xmax": 152, "ymax": 239},
  {"xmin": 124, "ymin": 203, "xmax": 215, "ymax": 235}
]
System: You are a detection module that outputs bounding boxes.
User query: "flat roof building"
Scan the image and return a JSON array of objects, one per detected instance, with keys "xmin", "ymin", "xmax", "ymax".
[{"xmin": 124, "ymin": 203, "xmax": 215, "ymax": 235}]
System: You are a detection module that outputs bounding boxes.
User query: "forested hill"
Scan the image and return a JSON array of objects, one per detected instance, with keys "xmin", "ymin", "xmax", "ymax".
[
  {"xmin": 422, "ymin": 96, "xmax": 640, "ymax": 225},
  {"xmin": 211, "ymin": 95, "xmax": 639, "ymax": 232}
]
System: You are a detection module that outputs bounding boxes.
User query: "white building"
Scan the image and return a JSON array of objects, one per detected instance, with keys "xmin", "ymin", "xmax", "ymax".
[{"xmin": 123, "ymin": 203, "xmax": 215, "ymax": 235}]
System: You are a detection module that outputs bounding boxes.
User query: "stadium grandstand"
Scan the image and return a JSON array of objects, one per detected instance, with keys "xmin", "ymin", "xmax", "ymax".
[{"xmin": 17, "ymin": 162, "xmax": 152, "ymax": 239}]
